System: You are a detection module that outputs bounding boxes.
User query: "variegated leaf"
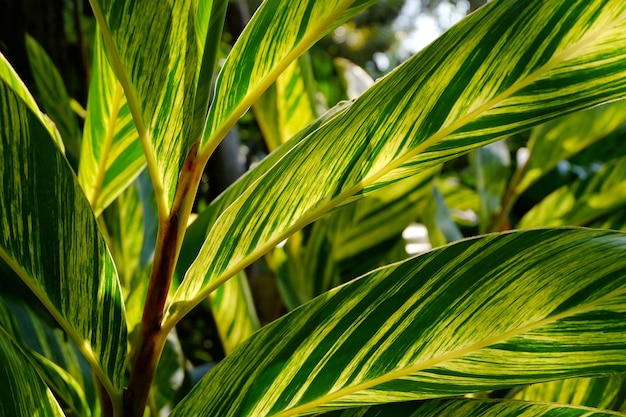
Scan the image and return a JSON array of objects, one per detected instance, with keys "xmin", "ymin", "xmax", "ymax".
[
  {"xmin": 78, "ymin": 31, "xmax": 144, "ymax": 216},
  {"xmin": 25, "ymin": 34, "xmax": 82, "ymax": 166},
  {"xmin": 0, "ymin": 329, "xmax": 65, "ymax": 416},
  {"xmin": 89, "ymin": 0, "xmax": 199, "ymax": 212},
  {"xmin": 515, "ymin": 99, "xmax": 626, "ymax": 196},
  {"xmin": 0, "ymin": 80, "xmax": 127, "ymax": 405},
  {"xmin": 516, "ymin": 374, "xmax": 626, "ymax": 411},
  {"xmin": 201, "ymin": 0, "xmax": 377, "ymax": 153},
  {"xmin": 170, "ymin": 228, "xmax": 626, "ymax": 416},
  {"xmin": 275, "ymin": 168, "xmax": 437, "ymax": 309},
  {"xmin": 319, "ymin": 398, "xmax": 626, "ymax": 417},
  {"xmin": 167, "ymin": 0, "xmax": 626, "ymax": 322},
  {"xmin": 0, "ymin": 52, "xmax": 64, "ymax": 151},
  {"xmin": 519, "ymin": 155, "xmax": 626, "ymax": 227}
]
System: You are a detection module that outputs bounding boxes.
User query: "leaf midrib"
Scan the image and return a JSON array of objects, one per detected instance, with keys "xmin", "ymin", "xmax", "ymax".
[
  {"xmin": 165, "ymin": 9, "xmax": 617, "ymax": 330},
  {"xmin": 275, "ymin": 286, "xmax": 626, "ymax": 417}
]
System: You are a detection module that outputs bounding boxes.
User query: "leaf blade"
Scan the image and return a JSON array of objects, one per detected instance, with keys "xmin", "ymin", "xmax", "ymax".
[{"xmin": 170, "ymin": 228, "xmax": 626, "ymax": 417}]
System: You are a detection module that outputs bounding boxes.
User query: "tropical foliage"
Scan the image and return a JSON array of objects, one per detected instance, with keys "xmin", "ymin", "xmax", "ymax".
[{"xmin": 1, "ymin": 0, "xmax": 626, "ymax": 416}]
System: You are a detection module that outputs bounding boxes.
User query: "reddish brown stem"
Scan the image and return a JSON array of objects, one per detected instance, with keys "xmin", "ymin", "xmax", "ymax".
[{"xmin": 123, "ymin": 143, "xmax": 202, "ymax": 417}]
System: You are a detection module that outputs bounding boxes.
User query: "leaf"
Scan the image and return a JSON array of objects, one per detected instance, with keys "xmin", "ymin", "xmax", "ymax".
[
  {"xmin": 167, "ymin": 0, "xmax": 626, "ymax": 322},
  {"xmin": 255, "ymin": 54, "xmax": 320, "ymax": 152},
  {"xmin": 0, "ymin": 298, "xmax": 91, "ymax": 417},
  {"xmin": 515, "ymin": 99, "xmax": 626, "ymax": 195},
  {"xmin": 201, "ymin": 0, "xmax": 377, "ymax": 152},
  {"xmin": 275, "ymin": 168, "xmax": 437, "ymax": 309},
  {"xmin": 78, "ymin": 30, "xmax": 144, "ymax": 216},
  {"xmin": 470, "ymin": 140, "xmax": 510, "ymax": 233},
  {"xmin": 318, "ymin": 398, "xmax": 626, "ymax": 417},
  {"xmin": 516, "ymin": 374, "xmax": 626, "ymax": 411},
  {"xmin": 1, "ymin": 297, "xmax": 95, "ymax": 415},
  {"xmin": 0, "ymin": 52, "xmax": 64, "ymax": 151},
  {"xmin": 208, "ymin": 271, "xmax": 260, "ymax": 354},
  {"xmin": 519, "ymin": 155, "xmax": 626, "ymax": 227},
  {"xmin": 0, "ymin": 80, "xmax": 127, "ymax": 403},
  {"xmin": 25, "ymin": 34, "xmax": 82, "ymax": 166},
  {"xmin": 170, "ymin": 228, "xmax": 626, "ymax": 417},
  {"xmin": 153, "ymin": 330, "xmax": 186, "ymax": 415},
  {"xmin": 0, "ymin": 330, "xmax": 65, "ymax": 416},
  {"xmin": 89, "ymin": 0, "xmax": 200, "ymax": 212}
]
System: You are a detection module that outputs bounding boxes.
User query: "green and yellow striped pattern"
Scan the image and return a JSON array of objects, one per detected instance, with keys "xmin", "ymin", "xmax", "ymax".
[
  {"xmin": 0, "ymin": 81, "xmax": 127, "ymax": 405},
  {"xmin": 168, "ymin": 0, "xmax": 626, "ymax": 324},
  {"xmin": 170, "ymin": 228, "xmax": 626, "ymax": 416},
  {"xmin": 79, "ymin": 31, "xmax": 144, "ymax": 216}
]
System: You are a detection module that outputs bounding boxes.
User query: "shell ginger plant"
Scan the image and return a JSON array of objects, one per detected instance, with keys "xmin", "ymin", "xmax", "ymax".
[{"xmin": 2, "ymin": 0, "xmax": 626, "ymax": 416}]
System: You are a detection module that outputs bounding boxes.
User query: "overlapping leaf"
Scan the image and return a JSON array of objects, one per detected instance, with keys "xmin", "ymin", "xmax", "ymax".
[
  {"xmin": 0, "ymin": 81, "xmax": 127, "ymax": 403},
  {"xmin": 89, "ymin": 0, "xmax": 199, "ymax": 212},
  {"xmin": 0, "ymin": 52, "xmax": 63, "ymax": 151},
  {"xmin": 0, "ymin": 330, "xmax": 65, "ymax": 416},
  {"xmin": 167, "ymin": 0, "xmax": 626, "ymax": 322},
  {"xmin": 201, "ymin": 0, "xmax": 377, "ymax": 152},
  {"xmin": 170, "ymin": 228, "xmax": 626, "ymax": 416},
  {"xmin": 516, "ymin": 375, "xmax": 626, "ymax": 411},
  {"xmin": 519, "ymin": 155, "xmax": 626, "ymax": 227},
  {"xmin": 319, "ymin": 398, "xmax": 626, "ymax": 417},
  {"xmin": 78, "ymin": 31, "xmax": 144, "ymax": 216},
  {"xmin": 275, "ymin": 168, "xmax": 437, "ymax": 309},
  {"xmin": 515, "ymin": 99, "xmax": 626, "ymax": 195},
  {"xmin": 25, "ymin": 34, "xmax": 82, "ymax": 165}
]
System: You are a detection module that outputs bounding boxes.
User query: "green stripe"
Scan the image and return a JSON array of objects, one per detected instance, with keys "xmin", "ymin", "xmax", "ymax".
[
  {"xmin": 0, "ymin": 80, "xmax": 127, "ymax": 403},
  {"xmin": 168, "ymin": 0, "xmax": 626, "ymax": 323},
  {"xmin": 170, "ymin": 228, "xmax": 626, "ymax": 416}
]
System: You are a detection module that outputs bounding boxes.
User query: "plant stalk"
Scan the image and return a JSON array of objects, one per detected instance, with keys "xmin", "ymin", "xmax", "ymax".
[{"xmin": 123, "ymin": 143, "xmax": 202, "ymax": 417}]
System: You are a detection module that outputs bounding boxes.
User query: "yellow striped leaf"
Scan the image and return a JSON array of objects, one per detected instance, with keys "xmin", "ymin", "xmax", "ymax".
[
  {"xmin": 170, "ymin": 228, "xmax": 626, "ymax": 416},
  {"xmin": 0, "ymin": 330, "xmax": 65, "ymax": 416},
  {"xmin": 275, "ymin": 168, "xmax": 437, "ymax": 309},
  {"xmin": 167, "ymin": 0, "xmax": 626, "ymax": 322},
  {"xmin": 208, "ymin": 271, "xmax": 260, "ymax": 354},
  {"xmin": 78, "ymin": 31, "xmax": 144, "ymax": 216},
  {"xmin": 319, "ymin": 398, "xmax": 626, "ymax": 417},
  {"xmin": 516, "ymin": 374, "xmax": 626, "ymax": 411},
  {"xmin": 516, "ymin": 99, "xmax": 626, "ymax": 196},
  {"xmin": 25, "ymin": 34, "xmax": 82, "ymax": 166},
  {"xmin": 89, "ymin": 0, "xmax": 200, "ymax": 213},
  {"xmin": 0, "ymin": 52, "xmax": 64, "ymax": 152},
  {"xmin": 201, "ymin": 0, "xmax": 377, "ymax": 153},
  {"xmin": 0, "ymin": 298, "xmax": 91, "ymax": 416},
  {"xmin": 0, "ymin": 81, "xmax": 127, "ymax": 406},
  {"xmin": 519, "ymin": 155, "xmax": 626, "ymax": 227}
]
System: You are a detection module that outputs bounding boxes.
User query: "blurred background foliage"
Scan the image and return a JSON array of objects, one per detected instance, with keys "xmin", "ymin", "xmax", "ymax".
[{"xmin": 9, "ymin": 0, "xmax": 626, "ymax": 397}]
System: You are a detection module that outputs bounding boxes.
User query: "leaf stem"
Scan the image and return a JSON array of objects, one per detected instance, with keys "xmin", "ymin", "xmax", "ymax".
[{"xmin": 123, "ymin": 143, "xmax": 203, "ymax": 417}]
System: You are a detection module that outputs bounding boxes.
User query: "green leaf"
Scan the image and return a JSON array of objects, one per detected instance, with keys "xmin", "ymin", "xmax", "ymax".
[
  {"xmin": 0, "ymin": 80, "xmax": 127, "ymax": 405},
  {"xmin": 168, "ymin": 0, "xmax": 626, "ymax": 322},
  {"xmin": 0, "ymin": 52, "xmax": 64, "ymax": 152},
  {"xmin": 0, "ymin": 298, "xmax": 91, "ymax": 417},
  {"xmin": 255, "ymin": 54, "xmax": 319, "ymax": 151},
  {"xmin": 78, "ymin": 30, "xmax": 144, "ymax": 216},
  {"xmin": 275, "ymin": 168, "xmax": 437, "ymax": 309},
  {"xmin": 0, "ymin": 330, "xmax": 65, "ymax": 416},
  {"xmin": 1, "ymin": 297, "xmax": 95, "ymax": 415},
  {"xmin": 515, "ymin": 99, "xmax": 626, "ymax": 195},
  {"xmin": 516, "ymin": 374, "xmax": 626, "ymax": 411},
  {"xmin": 89, "ymin": 0, "xmax": 200, "ymax": 212},
  {"xmin": 319, "ymin": 398, "xmax": 626, "ymax": 417},
  {"xmin": 170, "ymin": 228, "xmax": 626, "ymax": 416},
  {"xmin": 201, "ymin": 0, "xmax": 377, "ymax": 152},
  {"xmin": 470, "ymin": 140, "xmax": 510, "ymax": 233},
  {"xmin": 519, "ymin": 155, "xmax": 626, "ymax": 227},
  {"xmin": 153, "ymin": 330, "xmax": 186, "ymax": 414},
  {"xmin": 25, "ymin": 34, "xmax": 82, "ymax": 166},
  {"xmin": 208, "ymin": 271, "xmax": 260, "ymax": 354}
]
